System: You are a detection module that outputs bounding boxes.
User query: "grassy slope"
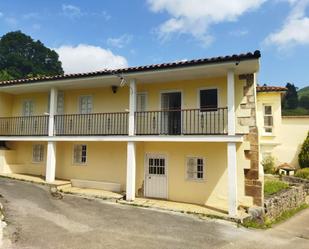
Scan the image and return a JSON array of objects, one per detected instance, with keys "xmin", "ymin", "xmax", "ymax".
[
  {"xmin": 298, "ymin": 86, "xmax": 309, "ymax": 98},
  {"xmin": 282, "ymin": 86, "xmax": 309, "ymax": 116}
]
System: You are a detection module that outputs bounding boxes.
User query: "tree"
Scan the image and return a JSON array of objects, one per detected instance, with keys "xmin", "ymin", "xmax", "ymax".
[
  {"xmin": 299, "ymin": 132, "xmax": 309, "ymax": 168},
  {"xmin": 0, "ymin": 31, "xmax": 63, "ymax": 81},
  {"xmin": 299, "ymin": 95, "xmax": 309, "ymax": 109},
  {"xmin": 282, "ymin": 83, "xmax": 299, "ymax": 109}
]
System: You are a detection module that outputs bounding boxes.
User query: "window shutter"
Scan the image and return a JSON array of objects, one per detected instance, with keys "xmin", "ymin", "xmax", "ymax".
[{"xmin": 187, "ymin": 157, "xmax": 196, "ymax": 180}]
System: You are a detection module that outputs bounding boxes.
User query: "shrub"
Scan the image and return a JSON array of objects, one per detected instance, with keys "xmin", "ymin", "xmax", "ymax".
[
  {"xmin": 298, "ymin": 132, "xmax": 309, "ymax": 168},
  {"xmin": 264, "ymin": 180, "xmax": 289, "ymax": 196},
  {"xmin": 295, "ymin": 168, "xmax": 309, "ymax": 180},
  {"xmin": 262, "ymin": 156, "xmax": 275, "ymax": 174}
]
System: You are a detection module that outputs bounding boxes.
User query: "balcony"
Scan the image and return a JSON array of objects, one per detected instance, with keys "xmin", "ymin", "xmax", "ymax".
[{"xmin": 0, "ymin": 108, "xmax": 228, "ymax": 137}]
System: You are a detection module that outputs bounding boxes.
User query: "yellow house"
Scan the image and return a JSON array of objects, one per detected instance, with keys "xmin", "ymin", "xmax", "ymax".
[
  {"xmin": 256, "ymin": 86, "xmax": 309, "ymax": 169},
  {"xmin": 0, "ymin": 51, "xmax": 264, "ymax": 217}
]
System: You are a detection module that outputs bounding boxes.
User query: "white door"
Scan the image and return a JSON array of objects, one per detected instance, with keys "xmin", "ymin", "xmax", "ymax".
[
  {"xmin": 145, "ymin": 154, "xmax": 167, "ymax": 199},
  {"xmin": 22, "ymin": 100, "xmax": 34, "ymax": 116},
  {"xmin": 79, "ymin": 96, "xmax": 93, "ymax": 114}
]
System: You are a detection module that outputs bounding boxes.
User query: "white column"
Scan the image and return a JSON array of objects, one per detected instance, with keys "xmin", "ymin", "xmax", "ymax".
[
  {"xmin": 46, "ymin": 87, "xmax": 57, "ymax": 182},
  {"xmin": 46, "ymin": 141, "xmax": 56, "ymax": 183},
  {"xmin": 48, "ymin": 87, "xmax": 58, "ymax": 136},
  {"xmin": 126, "ymin": 141, "xmax": 136, "ymax": 201},
  {"xmin": 227, "ymin": 142, "xmax": 238, "ymax": 217},
  {"xmin": 128, "ymin": 79, "xmax": 136, "ymax": 136},
  {"xmin": 227, "ymin": 70, "xmax": 235, "ymax": 135}
]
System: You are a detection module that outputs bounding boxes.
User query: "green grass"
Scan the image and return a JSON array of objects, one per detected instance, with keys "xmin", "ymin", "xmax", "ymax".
[
  {"xmin": 282, "ymin": 107, "xmax": 309, "ymax": 116},
  {"xmin": 243, "ymin": 204, "xmax": 309, "ymax": 229},
  {"xmin": 264, "ymin": 180, "xmax": 289, "ymax": 197},
  {"xmin": 295, "ymin": 168, "xmax": 309, "ymax": 180}
]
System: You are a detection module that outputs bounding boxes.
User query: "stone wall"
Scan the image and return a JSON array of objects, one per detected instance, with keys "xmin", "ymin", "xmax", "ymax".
[
  {"xmin": 238, "ymin": 74, "xmax": 263, "ymax": 207},
  {"xmin": 264, "ymin": 185, "xmax": 307, "ymax": 220},
  {"xmin": 282, "ymin": 176, "xmax": 309, "ymax": 195}
]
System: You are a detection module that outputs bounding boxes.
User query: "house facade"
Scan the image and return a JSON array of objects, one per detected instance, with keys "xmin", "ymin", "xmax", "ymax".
[
  {"xmin": 256, "ymin": 86, "xmax": 309, "ymax": 168},
  {"xmin": 0, "ymin": 51, "xmax": 263, "ymax": 217}
]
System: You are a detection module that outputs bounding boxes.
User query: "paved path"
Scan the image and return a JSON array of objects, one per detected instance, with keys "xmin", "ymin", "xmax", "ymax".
[{"xmin": 0, "ymin": 177, "xmax": 308, "ymax": 249}]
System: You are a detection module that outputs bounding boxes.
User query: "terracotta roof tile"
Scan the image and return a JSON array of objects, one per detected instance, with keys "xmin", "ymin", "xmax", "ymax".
[
  {"xmin": 0, "ymin": 50, "xmax": 261, "ymax": 87},
  {"xmin": 256, "ymin": 86, "xmax": 287, "ymax": 92}
]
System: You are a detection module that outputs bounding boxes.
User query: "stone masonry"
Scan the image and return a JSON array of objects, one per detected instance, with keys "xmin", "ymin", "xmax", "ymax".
[{"xmin": 238, "ymin": 74, "xmax": 263, "ymax": 207}]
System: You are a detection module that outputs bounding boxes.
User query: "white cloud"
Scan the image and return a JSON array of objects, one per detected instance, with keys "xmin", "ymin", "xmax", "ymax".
[
  {"xmin": 147, "ymin": 0, "xmax": 266, "ymax": 46},
  {"xmin": 107, "ymin": 34, "xmax": 133, "ymax": 48},
  {"xmin": 265, "ymin": 0, "xmax": 309, "ymax": 48},
  {"xmin": 55, "ymin": 44, "xmax": 128, "ymax": 74},
  {"xmin": 62, "ymin": 4, "xmax": 82, "ymax": 18}
]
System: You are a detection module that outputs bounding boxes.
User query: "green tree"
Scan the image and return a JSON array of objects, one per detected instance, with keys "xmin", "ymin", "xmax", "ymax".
[
  {"xmin": 282, "ymin": 83, "xmax": 299, "ymax": 109},
  {"xmin": 0, "ymin": 31, "xmax": 63, "ymax": 81},
  {"xmin": 299, "ymin": 95, "xmax": 309, "ymax": 109},
  {"xmin": 299, "ymin": 132, "xmax": 309, "ymax": 168}
]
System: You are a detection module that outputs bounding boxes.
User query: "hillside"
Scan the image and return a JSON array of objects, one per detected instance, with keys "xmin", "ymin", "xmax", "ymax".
[{"xmin": 298, "ymin": 86, "xmax": 309, "ymax": 97}]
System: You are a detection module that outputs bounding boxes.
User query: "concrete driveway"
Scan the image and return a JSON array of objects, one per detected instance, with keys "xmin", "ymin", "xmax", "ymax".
[{"xmin": 0, "ymin": 177, "xmax": 308, "ymax": 249}]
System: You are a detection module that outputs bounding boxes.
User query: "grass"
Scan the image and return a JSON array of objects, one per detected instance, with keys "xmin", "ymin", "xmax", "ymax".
[
  {"xmin": 243, "ymin": 204, "xmax": 309, "ymax": 229},
  {"xmin": 264, "ymin": 180, "xmax": 289, "ymax": 197},
  {"xmin": 295, "ymin": 168, "xmax": 309, "ymax": 180}
]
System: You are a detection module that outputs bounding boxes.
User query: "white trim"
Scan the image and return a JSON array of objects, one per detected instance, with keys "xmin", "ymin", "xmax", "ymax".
[
  {"xmin": 78, "ymin": 95, "xmax": 93, "ymax": 114},
  {"xmin": 144, "ymin": 152, "xmax": 168, "ymax": 199},
  {"xmin": 0, "ymin": 135, "xmax": 244, "ymax": 142},
  {"xmin": 48, "ymin": 88, "xmax": 57, "ymax": 136},
  {"xmin": 128, "ymin": 79, "xmax": 136, "ymax": 136},
  {"xmin": 136, "ymin": 91, "xmax": 148, "ymax": 112},
  {"xmin": 262, "ymin": 103, "xmax": 274, "ymax": 136},
  {"xmin": 185, "ymin": 156, "xmax": 206, "ymax": 182}
]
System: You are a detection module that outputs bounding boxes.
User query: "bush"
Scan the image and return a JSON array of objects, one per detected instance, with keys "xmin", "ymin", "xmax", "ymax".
[
  {"xmin": 264, "ymin": 180, "xmax": 289, "ymax": 196},
  {"xmin": 298, "ymin": 132, "xmax": 309, "ymax": 168},
  {"xmin": 295, "ymin": 168, "xmax": 309, "ymax": 180},
  {"xmin": 262, "ymin": 156, "xmax": 275, "ymax": 174}
]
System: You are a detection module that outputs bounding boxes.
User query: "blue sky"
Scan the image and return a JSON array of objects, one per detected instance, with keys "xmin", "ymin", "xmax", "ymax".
[{"xmin": 0, "ymin": 0, "xmax": 308, "ymax": 89}]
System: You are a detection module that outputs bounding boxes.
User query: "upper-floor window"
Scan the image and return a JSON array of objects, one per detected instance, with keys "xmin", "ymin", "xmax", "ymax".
[
  {"xmin": 32, "ymin": 144, "xmax": 44, "ymax": 163},
  {"xmin": 186, "ymin": 157, "xmax": 205, "ymax": 181},
  {"xmin": 199, "ymin": 89, "xmax": 218, "ymax": 111},
  {"xmin": 136, "ymin": 93, "xmax": 147, "ymax": 112},
  {"xmin": 79, "ymin": 96, "xmax": 93, "ymax": 114},
  {"xmin": 57, "ymin": 91, "xmax": 64, "ymax": 114},
  {"xmin": 263, "ymin": 105, "xmax": 273, "ymax": 134},
  {"xmin": 22, "ymin": 100, "xmax": 34, "ymax": 116}
]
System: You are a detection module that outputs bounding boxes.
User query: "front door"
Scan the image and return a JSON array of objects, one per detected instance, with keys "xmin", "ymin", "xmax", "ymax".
[
  {"xmin": 145, "ymin": 154, "xmax": 167, "ymax": 199},
  {"xmin": 161, "ymin": 92, "xmax": 181, "ymax": 135}
]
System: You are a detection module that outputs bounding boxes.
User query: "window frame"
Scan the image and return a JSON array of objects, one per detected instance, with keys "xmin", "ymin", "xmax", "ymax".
[
  {"xmin": 136, "ymin": 92, "xmax": 148, "ymax": 112},
  {"xmin": 78, "ymin": 95, "xmax": 93, "ymax": 114},
  {"xmin": 72, "ymin": 144, "xmax": 88, "ymax": 165},
  {"xmin": 198, "ymin": 87, "xmax": 219, "ymax": 112},
  {"xmin": 22, "ymin": 99, "xmax": 34, "ymax": 116},
  {"xmin": 263, "ymin": 104, "xmax": 274, "ymax": 135},
  {"xmin": 32, "ymin": 144, "xmax": 44, "ymax": 163},
  {"xmin": 185, "ymin": 156, "xmax": 205, "ymax": 182},
  {"xmin": 57, "ymin": 91, "xmax": 65, "ymax": 114}
]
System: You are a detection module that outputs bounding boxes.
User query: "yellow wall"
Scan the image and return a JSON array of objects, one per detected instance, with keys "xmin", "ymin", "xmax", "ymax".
[
  {"xmin": 257, "ymin": 91, "xmax": 309, "ymax": 168},
  {"xmin": 0, "ymin": 92, "xmax": 13, "ymax": 116}
]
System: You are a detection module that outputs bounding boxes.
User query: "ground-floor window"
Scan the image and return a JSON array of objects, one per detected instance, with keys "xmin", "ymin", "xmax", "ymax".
[
  {"xmin": 186, "ymin": 157, "xmax": 205, "ymax": 181},
  {"xmin": 32, "ymin": 144, "xmax": 44, "ymax": 163},
  {"xmin": 73, "ymin": 144, "xmax": 87, "ymax": 165}
]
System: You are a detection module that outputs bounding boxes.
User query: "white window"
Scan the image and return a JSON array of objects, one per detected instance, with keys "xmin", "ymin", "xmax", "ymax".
[
  {"xmin": 79, "ymin": 96, "xmax": 92, "ymax": 114},
  {"xmin": 57, "ymin": 91, "xmax": 64, "ymax": 114},
  {"xmin": 136, "ymin": 93, "xmax": 147, "ymax": 112},
  {"xmin": 263, "ymin": 105, "xmax": 273, "ymax": 133},
  {"xmin": 73, "ymin": 144, "xmax": 87, "ymax": 165},
  {"xmin": 186, "ymin": 157, "xmax": 205, "ymax": 180},
  {"xmin": 22, "ymin": 100, "xmax": 34, "ymax": 116},
  {"xmin": 32, "ymin": 144, "xmax": 44, "ymax": 163}
]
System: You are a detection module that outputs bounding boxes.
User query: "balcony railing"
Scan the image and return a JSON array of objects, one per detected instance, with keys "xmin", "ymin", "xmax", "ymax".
[
  {"xmin": 54, "ymin": 112, "xmax": 129, "ymax": 136},
  {"xmin": 135, "ymin": 108, "xmax": 228, "ymax": 135},
  {"xmin": 0, "ymin": 115, "xmax": 49, "ymax": 136}
]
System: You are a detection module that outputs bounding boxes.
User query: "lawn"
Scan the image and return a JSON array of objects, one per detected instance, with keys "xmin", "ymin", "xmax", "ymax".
[{"xmin": 264, "ymin": 180, "xmax": 289, "ymax": 197}]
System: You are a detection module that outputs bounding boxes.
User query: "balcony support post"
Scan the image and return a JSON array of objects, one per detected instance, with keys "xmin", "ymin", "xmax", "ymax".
[
  {"xmin": 46, "ymin": 87, "xmax": 57, "ymax": 183},
  {"xmin": 126, "ymin": 141, "xmax": 136, "ymax": 201},
  {"xmin": 227, "ymin": 70, "xmax": 235, "ymax": 135},
  {"xmin": 128, "ymin": 79, "xmax": 136, "ymax": 136},
  {"xmin": 227, "ymin": 142, "xmax": 238, "ymax": 217}
]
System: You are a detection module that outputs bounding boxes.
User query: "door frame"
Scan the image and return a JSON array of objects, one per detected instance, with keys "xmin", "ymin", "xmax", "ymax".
[
  {"xmin": 144, "ymin": 152, "xmax": 169, "ymax": 199},
  {"xmin": 159, "ymin": 90, "xmax": 183, "ymax": 134}
]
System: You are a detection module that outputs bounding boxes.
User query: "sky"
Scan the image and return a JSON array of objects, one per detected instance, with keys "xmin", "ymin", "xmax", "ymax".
[{"xmin": 0, "ymin": 0, "xmax": 308, "ymax": 89}]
